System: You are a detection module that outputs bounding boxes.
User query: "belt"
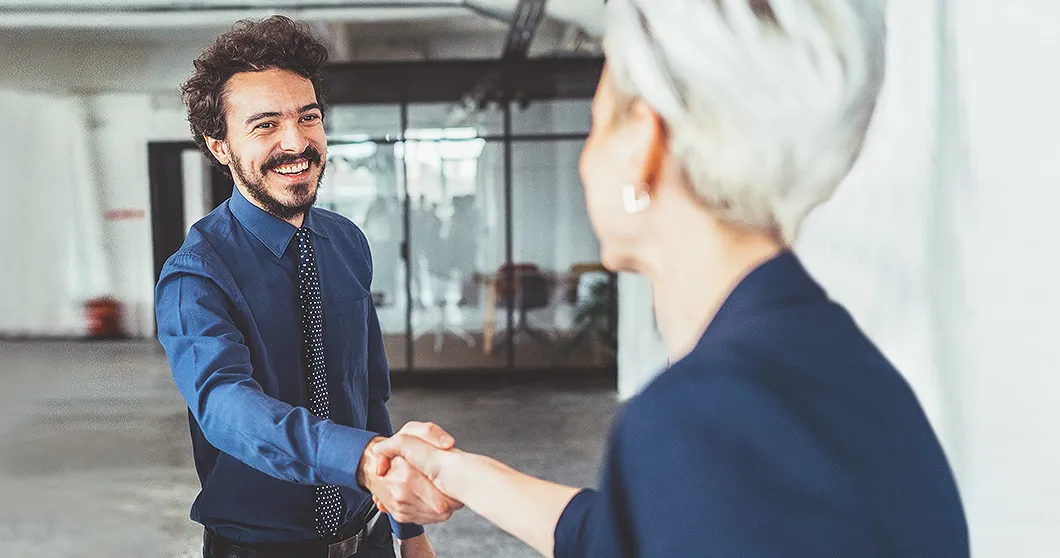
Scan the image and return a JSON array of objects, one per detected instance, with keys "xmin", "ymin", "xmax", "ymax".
[{"xmin": 206, "ymin": 506, "xmax": 385, "ymax": 558}]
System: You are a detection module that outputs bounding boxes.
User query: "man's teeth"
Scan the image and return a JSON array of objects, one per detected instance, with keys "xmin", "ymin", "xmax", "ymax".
[{"xmin": 274, "ymin": 160, "xmax": 309, "ymax": 174}]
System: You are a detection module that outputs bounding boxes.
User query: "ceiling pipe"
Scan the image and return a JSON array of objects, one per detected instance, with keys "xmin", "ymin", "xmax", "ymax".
[
  {"xmin": 0, "ymin": 1, "xmax": 467, "ymax": 13},
  {"xmin": 0, "ymin": 1, "xmax": 503, "ymax": 28},
  {"xmin": 445, "ymin": 0, "xmax": 549, "ymax": 126}
]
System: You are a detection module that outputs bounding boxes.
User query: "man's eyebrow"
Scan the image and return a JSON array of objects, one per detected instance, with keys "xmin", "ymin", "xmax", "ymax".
[
  {"xmin": 244, "ymin": 104, "xmax": 322, "ymax": 126},
  {"xmin": 244, "ymin": 111, "xmax": 281, "ymax": 126}
]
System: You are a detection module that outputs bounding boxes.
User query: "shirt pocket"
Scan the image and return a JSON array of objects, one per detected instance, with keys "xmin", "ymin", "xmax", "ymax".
[{"xmin": 326, "ymin": 294, "xmax": 370, "ymax": 383}]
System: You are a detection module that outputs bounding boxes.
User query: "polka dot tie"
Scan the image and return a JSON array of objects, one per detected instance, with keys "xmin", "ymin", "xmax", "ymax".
[{"xmin": 296, "ymin": 228, "xmax": 346, "ymax": 537}]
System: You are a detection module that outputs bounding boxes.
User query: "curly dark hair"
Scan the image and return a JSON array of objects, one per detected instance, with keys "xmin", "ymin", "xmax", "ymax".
[{"xmin": 181, "ymin": 15, "xmax": 329, "ymax": 174}]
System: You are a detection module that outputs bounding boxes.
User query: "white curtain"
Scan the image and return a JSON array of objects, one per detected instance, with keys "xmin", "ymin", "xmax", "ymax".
[{"xmin": 0, "ymin": 89, "xmax": 111, "ymax": 336}]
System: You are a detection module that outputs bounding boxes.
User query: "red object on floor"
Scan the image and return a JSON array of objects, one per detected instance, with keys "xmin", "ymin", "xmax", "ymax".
[{"xmin": 85, "ymin": 297, "xmax": 124, "ymax": 339}]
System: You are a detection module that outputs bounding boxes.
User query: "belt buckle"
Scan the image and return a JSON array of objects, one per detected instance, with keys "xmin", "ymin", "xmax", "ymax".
[{"xmin": 328, "ymin": 529, "xmax": 363, "ymax": 558}]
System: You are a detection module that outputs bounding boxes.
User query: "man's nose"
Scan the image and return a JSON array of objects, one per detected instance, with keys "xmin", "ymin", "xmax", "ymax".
[{"xmin": 278, "ymin": 122, "xmax": 308, "ymax": 154}]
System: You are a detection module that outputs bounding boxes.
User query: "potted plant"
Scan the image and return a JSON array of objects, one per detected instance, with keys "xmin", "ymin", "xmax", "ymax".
[{"xmin": 555, "ymin": 274, "xmax": 618, "ymax": 365}]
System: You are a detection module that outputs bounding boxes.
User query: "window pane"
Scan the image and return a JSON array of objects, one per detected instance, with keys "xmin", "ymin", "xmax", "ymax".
[
  {"xmin": 406, "ymin": 140, "xmax": 506, "ymax": 369},
  {"xmin": 408, "ymin": 102, "xmax": 504, "ymax": 137},
  {"xmin": 318, "ymin": 141, "xmax": 408, "ymax": 367},
  {"xmin": 509, "ymin": 139, "xmax": 610, "ymax": 368},
  {"xmin": 327, "ymin": 103, "xmax": 402, "ymax": 141},
  {"xmin": 510, "ymin": 99, "xmax": 592, "ymax": 136}
]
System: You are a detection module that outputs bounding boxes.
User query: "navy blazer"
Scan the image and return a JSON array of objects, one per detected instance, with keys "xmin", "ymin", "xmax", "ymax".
[{"xmin": 555, "ymin": 251, "xmax": 968, "ymax": 557}]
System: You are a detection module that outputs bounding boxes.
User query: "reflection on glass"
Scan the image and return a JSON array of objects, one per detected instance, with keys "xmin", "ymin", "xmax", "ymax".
[
  {"xmin": 510, "ymin": 139, "xmax": 608, "ymax": 368},
  {"xmin": 511, "ymin": 99, "xmax": 593, "ymax": 136},
  {"xmin": 318, "ymin": 141, "xmax": 407, "ymax": 365},
  {"xmin": 318, "ymin": 100, "xmax": 599, "ymax": 371},
  {"xmin": 408, "ymin": 102, "xmax": 504, "ymax": 137},
  {"xmin": 327, "ymin": 104, "xmax": 402, "ymax": 141},
  {"xmin": 407, "ymin": 135, "xmax": 505, "ymax": 369}
]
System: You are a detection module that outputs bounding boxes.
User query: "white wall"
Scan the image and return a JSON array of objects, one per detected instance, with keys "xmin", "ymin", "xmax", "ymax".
[
  {"xmin": 87, "ymin": 94, "xmax": 185, "ymax": 338},
  {"xmin": 951, "ymin": 0, "xmax": 1060, "ymax": 554},
  {"xmin": 0, "ymin": 81, "xmax": 190, "ymax": 338},
  {"xmin": 616, "ymin": 273, "xmax": 667, "ymax": 398},
  {"xmin": 0, "ymin": 91, "xmax": 108, "ymax": 336},
  {"xmin": 1, "ymin": 35, "xmax": 196, "ymax": 337}
]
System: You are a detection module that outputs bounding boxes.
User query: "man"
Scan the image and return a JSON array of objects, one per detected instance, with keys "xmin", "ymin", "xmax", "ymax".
[{"xmin": 156, "ymin": 16, "xmax": 456, "ymax": 558}]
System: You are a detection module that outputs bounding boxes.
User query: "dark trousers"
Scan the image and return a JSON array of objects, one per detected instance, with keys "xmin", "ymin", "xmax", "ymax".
[{"xmin": 203, "ymin": 516, "xmax": 395, "ymax": 558}]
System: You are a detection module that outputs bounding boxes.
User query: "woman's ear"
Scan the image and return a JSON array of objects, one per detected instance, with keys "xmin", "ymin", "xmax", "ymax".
[{"xmin": 628, "ymin": 98, "xmax": 668, "ymax": 196}]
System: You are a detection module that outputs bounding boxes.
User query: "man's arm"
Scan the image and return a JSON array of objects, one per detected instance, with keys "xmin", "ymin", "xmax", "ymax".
[
  {"xmin": 157, "ymin": 254, "xmax": 376, "ymax": 486},
  {"xmin": 156, "ymin": 255, "xmax": 454, "ymax": 526}
]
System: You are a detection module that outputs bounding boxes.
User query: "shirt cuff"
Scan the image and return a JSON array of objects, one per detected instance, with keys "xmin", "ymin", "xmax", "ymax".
[
  {"xmin": 554, "ymin": 488, "xmax": 597, "ymax": 558},
  {"xmin": 316, "ymin": 423, "xmax": 379, "ymax": 488},
  {"xmin": 388, "ymin": 515, "xmax": 425, "ymax": 540}
]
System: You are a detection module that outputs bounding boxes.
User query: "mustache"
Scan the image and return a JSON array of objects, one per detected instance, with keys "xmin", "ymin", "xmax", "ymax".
[{"xmin": 262, "ymin": 146, "xmax": 322, "ymax": 173}]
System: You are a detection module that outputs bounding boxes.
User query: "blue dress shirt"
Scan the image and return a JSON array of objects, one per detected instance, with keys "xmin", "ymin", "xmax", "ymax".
[
  {"xmin": 554, "ymin": 252, "xmax": 968, "ymax": 557},
  {"xmin": 156, "ymin": 188, "xmax": 422, "ymax": 543}
]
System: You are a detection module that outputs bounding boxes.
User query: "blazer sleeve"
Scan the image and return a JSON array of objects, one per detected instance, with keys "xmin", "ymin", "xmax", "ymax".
[{"xmin": 555, "ymin": 369, "xmax": 861, "ymax": 557}]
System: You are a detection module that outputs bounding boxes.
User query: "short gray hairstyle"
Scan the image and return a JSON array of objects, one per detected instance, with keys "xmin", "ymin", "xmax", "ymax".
[{"xmin": 605, "ymin": 0, "xmax": 887, "ymax": 243}]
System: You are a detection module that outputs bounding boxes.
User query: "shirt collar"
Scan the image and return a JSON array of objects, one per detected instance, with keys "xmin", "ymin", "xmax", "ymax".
[{"xmin": 229, "ymin": 186, "xmax": 329, "ymax": 259}]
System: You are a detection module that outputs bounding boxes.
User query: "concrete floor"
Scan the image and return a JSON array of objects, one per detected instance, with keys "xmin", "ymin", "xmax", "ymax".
[{"xmin": 0, "ymin": 341, "xmax": 619, "ymax": 558}]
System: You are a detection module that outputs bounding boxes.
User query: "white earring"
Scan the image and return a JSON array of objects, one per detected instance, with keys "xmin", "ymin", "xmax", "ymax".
[{"xmin": 622, "ymin": 183, "xmax": 651, "ymax": 214}]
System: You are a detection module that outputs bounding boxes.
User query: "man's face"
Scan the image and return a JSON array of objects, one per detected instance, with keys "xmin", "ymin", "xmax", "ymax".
[{"xmin": 207, "ymin": 68, "xmax": 327, "ymax": 221}]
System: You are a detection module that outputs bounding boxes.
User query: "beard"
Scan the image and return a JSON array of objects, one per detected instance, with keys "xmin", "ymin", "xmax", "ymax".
[{"xmin": 232, "ymin": 145, "xmax": 326, "ymax": 221}]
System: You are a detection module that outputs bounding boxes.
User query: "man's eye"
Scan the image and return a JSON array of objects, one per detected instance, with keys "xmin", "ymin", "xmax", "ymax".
[
  {"xmin": 256, "ymin": 122, "xmax": 275, "ymax": 130},
  {"xmin": 302, "ymin": 114, "xmax": 320, "ymax": 122}
]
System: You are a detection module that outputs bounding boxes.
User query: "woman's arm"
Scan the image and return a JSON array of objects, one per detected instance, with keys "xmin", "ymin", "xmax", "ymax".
[{"xmin": 371, "ymin": 429, "xmax": 581, "ymax": 557}]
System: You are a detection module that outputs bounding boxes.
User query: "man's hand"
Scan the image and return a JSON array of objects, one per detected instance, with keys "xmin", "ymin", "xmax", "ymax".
[
  {"xmin": 372, "ymin": 432, "xmax": 458, "ymax": 494},
  {"xmin": 399, "ymin": 533, "xmax": 438, "ymax": 558},
  {"xmin": 371, "ymin": 423, "xmax": 467, "ymax": 527},
  {"xmin": 357, "ymin": 422, "xmax": 461, "ymax": 525}
]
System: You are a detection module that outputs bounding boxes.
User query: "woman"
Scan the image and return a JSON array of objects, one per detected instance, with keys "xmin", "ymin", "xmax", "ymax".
[{"xmin": 369, "ymin": 0, "xmax": 969, "ymax": 556}]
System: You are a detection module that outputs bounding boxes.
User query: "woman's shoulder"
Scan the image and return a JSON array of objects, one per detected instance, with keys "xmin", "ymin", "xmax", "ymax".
[
  {"xmin": 619, "ymin": 347, "xmax": 772, "ymax": 433},
  {"xmin": 620, "ymin": 306, "xmax": 919, "ymax": 441}
]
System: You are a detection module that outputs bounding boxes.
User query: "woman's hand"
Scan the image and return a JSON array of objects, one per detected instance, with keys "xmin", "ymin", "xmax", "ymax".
[
  {"xmin": 370, "ymin": 421, "xmax": 464, "ymax": 521},
  {"xmin": 372, "ymin": 420, "xmax": 579, "ymax": 557}
]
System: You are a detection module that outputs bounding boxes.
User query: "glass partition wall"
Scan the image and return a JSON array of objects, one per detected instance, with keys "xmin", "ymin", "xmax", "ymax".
[{"xmin": 315, "ymin": 61, "xmax": 613, "ymax": 373}]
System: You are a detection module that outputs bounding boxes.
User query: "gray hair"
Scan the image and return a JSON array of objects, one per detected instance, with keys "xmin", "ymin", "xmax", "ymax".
[{"xmin": 605, "ymin": 0, "xmax": 887, "ymax": 243}]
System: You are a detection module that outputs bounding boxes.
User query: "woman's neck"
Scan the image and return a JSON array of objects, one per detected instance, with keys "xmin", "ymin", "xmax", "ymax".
[{"xmin": 642, "ymin": 219, "xmax": 784, "ymax": 362}]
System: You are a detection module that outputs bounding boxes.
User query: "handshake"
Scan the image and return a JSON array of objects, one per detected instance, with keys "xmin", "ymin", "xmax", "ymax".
[{"xmin": 357, "ymin": 421, "xmax": 466, "ymax": 525}]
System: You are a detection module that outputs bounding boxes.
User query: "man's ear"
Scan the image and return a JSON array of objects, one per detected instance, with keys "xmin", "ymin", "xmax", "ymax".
[{"xmin": 204, "ymin": 135, "xmax": 231, "ymax": 166}]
